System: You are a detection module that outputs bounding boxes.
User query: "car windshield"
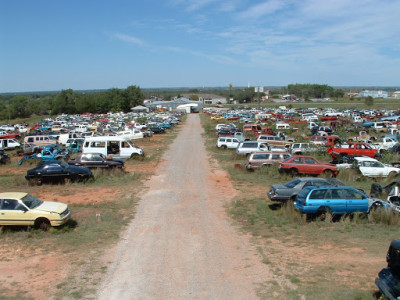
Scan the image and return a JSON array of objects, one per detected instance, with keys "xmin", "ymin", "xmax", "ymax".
[
  {"xmin": 284, "ymin": 179, "xmax": 301, "ymax": 188},
  {"xmin": 21, "ymin": 194, "xmax": 43, "ymax": 209}
]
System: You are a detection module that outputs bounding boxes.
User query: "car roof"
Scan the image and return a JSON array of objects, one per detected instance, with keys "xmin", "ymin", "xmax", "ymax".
[
  {"xmin": 354, "ymin": 156, "xmax": 377, "ymax": 162},
  {"xmin": 0, "ymin": 192, "xmax": 28, "ymax": 200},
  {"xmin": 306, "ymin": 185, "xmax": 356, "ymax": 191},
  {"xmin": 251, "ymin": 151, "xmax": 289, "ymax": 155},
  {"xmin": 296, "ymin": 177, "xmax": 328, "ymax": 182}
]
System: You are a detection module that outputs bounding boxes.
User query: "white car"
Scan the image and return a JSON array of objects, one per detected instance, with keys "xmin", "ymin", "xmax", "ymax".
[
  {"xmin": 355, "ymin": 157, "xmax": 400, "ymax": 177},
  {"xmin": 217, "ymin": 137, "xmax": 241, "ymax": 149}
]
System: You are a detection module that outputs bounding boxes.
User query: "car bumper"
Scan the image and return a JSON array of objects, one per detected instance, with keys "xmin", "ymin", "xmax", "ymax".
[
  {"xmin": 375, "ymin": 268, "xmax": 400, "ymax": 300},
  {"xmin": 267, "ymin": 192, "xmax": 289, "ymax": 202},
  {"xmin": 50, "ymin": 209, "xmax": 72, "ymax": 227}
]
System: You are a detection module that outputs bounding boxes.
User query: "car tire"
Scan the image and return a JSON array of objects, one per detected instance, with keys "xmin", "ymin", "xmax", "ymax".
[
  {"xmin": 318, "ymin": 207, "xmax": 332, "ymax": 222},
  {"xmin": 323, "ymin": 170, "xmax": 333, "ymax": 177},
  {"xmin": 35, "ymin": 218, "xmax": 50, "ymax": 231},
  {"xmin": 290, "ymin": 168, "xmax": 299, "ymax": 176},
  {"xmin": 222, "ymin": 145, "xmax": 227, "ymax": 150}
]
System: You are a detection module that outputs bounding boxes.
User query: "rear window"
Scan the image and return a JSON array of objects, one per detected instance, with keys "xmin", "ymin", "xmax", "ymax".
[
  {"xmin": 243, "ymin": 142, "xmax": 258, "ymax": 148},
  {"xmin": 309, "ymin": 189, "xmax": 327, "ymax": 199},
  {"xmin": 284, "ymin": 179, "xmax": 300, "ymax": 188},
  {"xmin": 297, "ymin": 187, "xmax": 312, "ymax": 199},
  {"xmin": 253, "ymin": 154, "xmax": 270, "ymax": 160}
]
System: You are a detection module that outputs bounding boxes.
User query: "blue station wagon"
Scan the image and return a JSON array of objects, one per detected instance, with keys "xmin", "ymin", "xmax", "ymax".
[{"xmin": 294, "ymin": 186, "xmax": 383, "ymax": 216}]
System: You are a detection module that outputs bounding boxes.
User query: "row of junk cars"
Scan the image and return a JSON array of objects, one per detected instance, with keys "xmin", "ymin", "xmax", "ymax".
[
  {"xmin": 208, "ymin": 106, "xmax": 400, "ymax": 298},
  {"xmin": 0, "ymin": 111, "xmax": 182, "ymax": 231}
]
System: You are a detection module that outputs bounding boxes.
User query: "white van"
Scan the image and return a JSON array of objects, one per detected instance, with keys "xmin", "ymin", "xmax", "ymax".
[
  {"xmin": 24, "ymin": 135, "xmax": 56, "ymax": 148},
  {"xmin": 0, "ymin": 138, "xmax": 20, "ymax": 150},
  {"xmin": 82, "ymin": 136, "xmax": 144, "ymax": 159},
  {"xmin": 301, "ymin": 113, "xmax": 319, "ymax": 122},
  {"xmin": 116, "ymin": 129, "xmax": 144, "ymax": 140},
  {"xmin": 276, "ymin": 123, "xmax": 291, "ymax": 130}
]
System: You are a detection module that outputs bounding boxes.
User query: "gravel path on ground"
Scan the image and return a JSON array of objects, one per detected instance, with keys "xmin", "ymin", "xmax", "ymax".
[{"xmin": 97, "ymin": 114, "xmax": 270, "ymax": 299}]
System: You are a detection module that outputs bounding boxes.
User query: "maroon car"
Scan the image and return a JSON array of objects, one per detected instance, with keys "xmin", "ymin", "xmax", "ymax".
[
  {"xmin": 68, "ymin": 153, "xmax": 124, "ymax": 169},
  {"xmin": 279, "ymin": 155, "xmax": 338, "ymax": 176}
]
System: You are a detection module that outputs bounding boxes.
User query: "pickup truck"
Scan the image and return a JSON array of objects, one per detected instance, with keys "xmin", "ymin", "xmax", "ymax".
[
  {"xmin": 242, "ymin": 124, "xmax": 275, "ymax": 136},
  {"xmin": 17, "ymin": 143, "xmax": 40, "ymax": 156},
  {"xmin": 218, "ymin": 131, "xmax": 247, "ymax": 141},
  {"xmin": 370, "ymin": 137, "xmax": 398, "ymax": 153},
  {"xmin": 0, "ymin": 130, "xmax": 21, "ymax": 139},
  {"xmin": 328, "ymin": 142, "xmax": 378, "ymax": 159}
]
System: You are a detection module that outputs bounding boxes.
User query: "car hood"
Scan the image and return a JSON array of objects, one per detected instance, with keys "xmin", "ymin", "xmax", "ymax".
[
  {"xmin": 36, "ymin": 201, "xmax": 68, "ymax": 214},
  {"xmin": 271, "ymin": 184, "xmax": 287, "ymax": 191}
]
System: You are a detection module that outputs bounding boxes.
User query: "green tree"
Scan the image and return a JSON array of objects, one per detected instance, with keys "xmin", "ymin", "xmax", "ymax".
[
  {"xmin": 190, "ymin": 94, "xmax": 199, "ymax": 101},
  {"xmin": 10, "ymin": 95, "xmax": 30, "ymax": 118},
  {"xmin": 52, "ymin": 89, "xmax": 76, "ymax": 114},
  {"xmin": 124, "ymin": 85, "xmax": 144, "ymax": 109}
]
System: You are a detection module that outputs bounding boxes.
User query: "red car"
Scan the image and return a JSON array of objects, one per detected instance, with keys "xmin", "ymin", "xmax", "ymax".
[
  {"xmin": 321, "ymin": 116, "xmax": 338, "ymax": 121},
  {"xmin": 328, "ymin": 142, "xmax": 378, "ymax": 159},
  {"xmin": 279, "ymin": 155, "xmax": 338, "ymax": 176}
]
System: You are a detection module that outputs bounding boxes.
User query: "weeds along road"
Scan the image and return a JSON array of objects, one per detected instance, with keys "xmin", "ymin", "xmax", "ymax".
[{"xmin": 97, "ymin": 114, "xmax": 270, "ymax": 299}]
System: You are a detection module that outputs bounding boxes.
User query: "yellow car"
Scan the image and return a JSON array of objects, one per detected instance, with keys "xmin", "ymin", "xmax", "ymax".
[
  {"xmin": 0, "ymin": 192, "xmax": 71, "ymax": 230},
  {"xmin": 211, "ymin": 116, "xmax": 225, "ymax": 120}
]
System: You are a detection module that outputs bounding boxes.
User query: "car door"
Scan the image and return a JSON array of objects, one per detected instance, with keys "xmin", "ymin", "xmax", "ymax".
[
  {"xmin": 0, "ymin": 199, "xmax": 32, "ymax": 226},
  {"xmin": 342, "ymin": 188, "xmax": 369, "ymax": 213},
  {"xmin": 80, "ymin": 154, "xmax": 97, "ymax": 168},
  {"xmin": 231, "ymin": 139, "xmax": 239, "ymax": 148},
  {"xmin": 304, "ymin": 157, "xmax": 318, "ymax": 174},
  {"xmin": 92, "ymin": 154, "xmax": 107, "ymax": 168},
  {"xmin": 42, "ymin": 164, "xmax": 67, "ymax": 180},
  {"xmin": 307, "ymin": 189, "xmax": 328, "ymax": 213},
  {"xmin": 226, "ymin": 138, "xmax": 232, "ymax": 148},
  {"xmin": 325, "ymin": 189, "xmax": 347, "ymax": 214}
]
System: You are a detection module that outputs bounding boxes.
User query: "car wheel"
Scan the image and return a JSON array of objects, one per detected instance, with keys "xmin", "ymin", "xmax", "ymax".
[
  {"xmin": 319, "ymin": 207, "xmax": 332, "ymax": 222},
  {"xmin": 222, "ymin": 145, "xmax": 227, "ymax": 150},
  {"xmin": 28, "ymin": 178, "xmax": 39, "ymax": 186},
  {"xmin": 323, "ymin": 170, "xmax": 333, "ymax": 177},
  {"xmin": 388, "ymin": 171, "xmax": 398, "ymax": 178},
  {"xmin": 290, "ymin": 168, "xmax": 298, "ymax": 176},
  {"xmin": 370, "ymin": 202, "xmax": 383, "ymax": 212},
  {"xmin": 287, "ymin": 196, "xmax": 296, "ymax": 206},
  {"xmin": 130, "ymin": 153, "xmax": 143, "ymax": 160},
  {"xmin": 35, "ymin": 218, "xmax": 50, "ymax": 231}
]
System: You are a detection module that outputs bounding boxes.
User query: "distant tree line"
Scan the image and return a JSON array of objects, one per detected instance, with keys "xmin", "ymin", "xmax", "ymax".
[
  {"xmin": 0, "ymin": 85, "xmax": 144, "ymax": 120},
  {"xmin": 215, "ymin": 84, "xmax": 345, "ymax": 103},
  {"xmin": 286, "ymin": 84, "xmax": 345, "ymax": 100}
]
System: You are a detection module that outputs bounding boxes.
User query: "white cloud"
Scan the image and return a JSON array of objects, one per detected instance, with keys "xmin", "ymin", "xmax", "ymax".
[
  {"xmin": 237, "ymin": 0, "xmax": 287, "ymax": 19},
  {"xmin": 113, "ymin": 33, "xmax": 145, "ymax": 46}
]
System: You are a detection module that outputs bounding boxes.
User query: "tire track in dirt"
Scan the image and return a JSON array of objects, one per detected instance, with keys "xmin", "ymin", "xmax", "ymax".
[{"xmin": 97, "ymin": 114, "xmax": 271, "ymax": 299}]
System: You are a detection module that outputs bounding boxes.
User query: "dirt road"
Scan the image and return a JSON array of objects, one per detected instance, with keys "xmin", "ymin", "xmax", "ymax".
[{"xmin": 97, "ymin": 114, "xmax": 270, "ymax": 299}]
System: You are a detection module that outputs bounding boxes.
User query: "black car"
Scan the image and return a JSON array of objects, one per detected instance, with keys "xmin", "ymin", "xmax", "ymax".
[
  {"xmin": 25, "ymin": 160, "xmax": 92, "ymax": 184},
  {"xmin": 0, "ymin": 150, "xmax": 10, "ymax": 164},
  {"xmin": 68, "ymin": 153, "xmax": 124, "ymax": 169},
  {"xmin": 376, "ymin": 239, "xmax": 400, "ymax": 299},
  {"xmin": 148, "ymin": 125, "xmax": 165, "ymax": 134}
]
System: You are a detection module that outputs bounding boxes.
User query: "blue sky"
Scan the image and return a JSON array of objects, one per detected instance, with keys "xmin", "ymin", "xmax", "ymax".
[{"xmin": 1, "ymin": 0, "xmax": 399, "ymax": 93}]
